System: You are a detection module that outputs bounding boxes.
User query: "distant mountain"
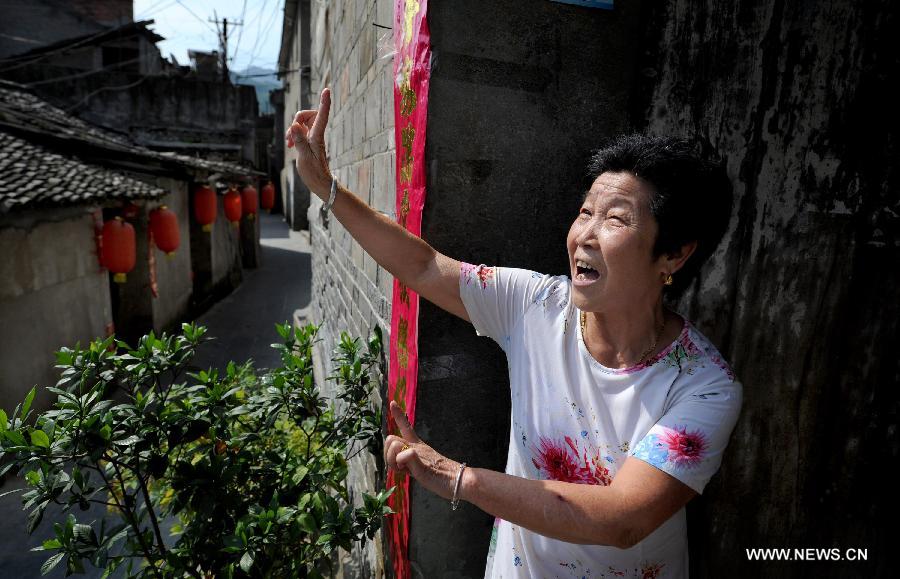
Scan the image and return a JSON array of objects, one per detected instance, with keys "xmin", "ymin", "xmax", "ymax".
[{"xmin": 231, "ymin": 66, "xmax": 280, "ymax": 114}]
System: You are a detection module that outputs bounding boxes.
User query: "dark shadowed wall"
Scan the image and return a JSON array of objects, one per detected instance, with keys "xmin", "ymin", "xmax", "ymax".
[
  {"xmin": 633, "ymin": 1, "xmax": 898, "ymax": 577},
  {"xmin": 419, "ymin": 0, "xmax": 897, "ymax": 578},
  {"xmin": 419, "ymin": 1, "xmax": 647, "ymax": 577}
]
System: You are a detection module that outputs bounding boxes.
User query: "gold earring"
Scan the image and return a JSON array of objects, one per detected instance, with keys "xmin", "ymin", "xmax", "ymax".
[{"xmin": 664, "ymin": 274, "xmax": 673, "ymax": 286}]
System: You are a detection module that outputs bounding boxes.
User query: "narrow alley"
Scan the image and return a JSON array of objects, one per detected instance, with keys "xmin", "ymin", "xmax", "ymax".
[{"xmin": 0, "ymin": 211, "xmax": 313, "ymax": 577}]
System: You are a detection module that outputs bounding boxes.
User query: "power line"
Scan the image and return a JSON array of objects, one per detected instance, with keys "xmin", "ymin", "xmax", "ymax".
[
  {"xmin": 208, "ymin": 11, "xmax": 243, "ymax": 82},
  {"xmin": 230, "ymin": 0, "xmax": 248, "ymax": 66},
  {"xmin": 173, "ymin": 0, "xmax": 217, "ymax": 35},
  {"xmin": 238, "ymin": 0, "xmax": 270, "ymax": 71},
  {"xmin": 135, "ymin": 0, "xmax": 178, "ymax": 19},
  {"xmin": 244, "ymin": 1, "xmax": 280, "ymax": 71}
]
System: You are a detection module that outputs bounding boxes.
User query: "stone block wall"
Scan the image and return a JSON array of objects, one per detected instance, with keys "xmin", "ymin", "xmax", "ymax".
[{"xmin": 304, "ymin": 0, "xmax": 396, "ymax": 577}]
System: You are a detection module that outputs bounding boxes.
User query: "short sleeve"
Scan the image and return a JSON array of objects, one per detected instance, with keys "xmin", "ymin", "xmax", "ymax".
[
  {"xmin": 458, "ymin": 262, "xmax": 566, "ymax": 351},
  {"xmin": 629, "ymin": 377, "xmax": 743, "ymax": 495}
]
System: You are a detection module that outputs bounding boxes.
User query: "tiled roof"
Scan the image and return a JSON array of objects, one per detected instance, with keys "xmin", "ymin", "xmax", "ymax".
[
  {"xmin": 0, "ymin": 82, "xmax": 263, "ymax": 177},
  {"xmin": 0, "ymin": 130, "xmax": 166, "ymax": 214}
]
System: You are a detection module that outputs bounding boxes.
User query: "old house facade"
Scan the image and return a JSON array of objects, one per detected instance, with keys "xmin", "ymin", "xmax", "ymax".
[
  {"xmin": 1, "ymin": 3, "xmax": 264, "ymax": 172},
  {"xmin": 0, "ymin": 80, "xmax": 262, "ymax": 414}
]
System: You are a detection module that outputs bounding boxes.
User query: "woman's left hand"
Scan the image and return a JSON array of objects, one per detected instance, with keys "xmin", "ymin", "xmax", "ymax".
[{"xmin": 385, "ymin": 400, "xmax": 463, "ymax": 502}]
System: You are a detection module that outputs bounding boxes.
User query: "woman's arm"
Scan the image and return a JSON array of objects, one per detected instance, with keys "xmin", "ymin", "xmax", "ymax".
[
  {"xmin": 386, "ymin": 401, "xmax": 697, "ymax": 549},
  {"xmin": 287, "ymin": 88, "xmax": 470, "ymax": 323}
]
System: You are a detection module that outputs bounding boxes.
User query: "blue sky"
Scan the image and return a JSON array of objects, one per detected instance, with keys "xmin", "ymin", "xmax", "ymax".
[{"xmin": 134, "ymin": 0, "xmax": 283, "ymax": 73}]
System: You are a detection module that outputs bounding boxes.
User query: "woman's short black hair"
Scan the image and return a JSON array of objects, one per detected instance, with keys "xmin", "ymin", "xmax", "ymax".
[{"xmin": 586, "ymin": 134, "xmax": 734, "ymax": 294}]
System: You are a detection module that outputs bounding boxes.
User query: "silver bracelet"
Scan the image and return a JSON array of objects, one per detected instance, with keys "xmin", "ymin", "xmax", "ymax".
[
  {"xmin": 451, "ymin": 462, "xmax": 467, "ymax": 511},
  {"xmin": 319, "ymin": 176, "xmax": 337, "ymax": 226}
]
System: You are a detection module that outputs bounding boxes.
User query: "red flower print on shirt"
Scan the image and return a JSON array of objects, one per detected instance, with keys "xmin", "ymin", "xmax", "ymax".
[
  {"xmin": 660, "ymin": 425, "xmax": 708, "ymax": 468},
  {"xmin": 642, "ymin": 561, "xmax": 666, "ymax": 579},
  {"xmin": 475, "ymin": 265, "xmax": 494, "ymax": 288},
  {"xmin": 531, "ymin": 435, "xmax": 612, "ymax": 485},
  {"xmin": 460, "ymin": 263, "xmax": 495, "ymax": 289}
]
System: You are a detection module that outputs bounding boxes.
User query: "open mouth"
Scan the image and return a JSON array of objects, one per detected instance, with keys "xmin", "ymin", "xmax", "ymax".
[{"xmin": 575, "ymin": 260, "xmax": 600, "ymax": 282}]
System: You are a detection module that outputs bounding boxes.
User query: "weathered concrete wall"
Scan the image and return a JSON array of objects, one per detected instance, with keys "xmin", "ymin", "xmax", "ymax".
[
  {"xmin": 148, "ymin": 181, "xmax": 193, "ymax": 335},
  {"xmin": 632, "ymin": 1, "xmax": 898, "ymax": 577},
  {"xmin": 210, "ymin": 191, "xmax": 244, "ymax": 295},
  {"xmin": 304, "ymin": 0, "xmax": 396, "ymax": 577},
  {"xmin": 13, "ymin": 73, "xmax": 260, "ymax": 167},
  {"xmin": 0, "ymin": 206, "xmax": 112, "ymax": 413},
  {"xmin": 414, "ymin": 1, "xmax": 646, "ymax": 577}
]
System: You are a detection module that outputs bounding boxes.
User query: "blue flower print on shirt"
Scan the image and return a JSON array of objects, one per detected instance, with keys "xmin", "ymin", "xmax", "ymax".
[{"xmin": 633, "ymin": 433, "xmax": 669, "ymax": 467}]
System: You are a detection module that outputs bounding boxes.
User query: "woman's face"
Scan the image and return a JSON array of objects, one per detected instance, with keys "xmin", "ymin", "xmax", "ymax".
[{"xmin": 566, "ymin": 171, "xmax": 670, "ymax": 313}]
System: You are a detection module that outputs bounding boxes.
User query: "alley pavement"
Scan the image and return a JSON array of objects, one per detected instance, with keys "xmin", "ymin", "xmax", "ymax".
[{"xmin": 0, "ymin": 210, "xmax": 313, "ymax": 577}]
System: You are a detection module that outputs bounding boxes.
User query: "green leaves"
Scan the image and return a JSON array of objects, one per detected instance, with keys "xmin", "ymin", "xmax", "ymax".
[
  {"xmin": 22, "ymin": 386, "xmax": 36, "ymax": 418},
  {"xmin": 40, "ymin": 552, "xmax": 65, "ymax": 575},
  {"xmin": 1, "ymin": 321, "xmax": 392, "ymax": 578},
  {"xmin": 239, "ymin": 551, "xmax": 255, "ymax": 572},
  {"xmin": 29, "ymin": 429, "xmax": 50, "ymax": 448}
]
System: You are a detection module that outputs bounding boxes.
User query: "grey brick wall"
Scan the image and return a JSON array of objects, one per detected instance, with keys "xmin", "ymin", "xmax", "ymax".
[{"xmin": 302, "ymin": 1, "xmax": 396, "ymax": 577}]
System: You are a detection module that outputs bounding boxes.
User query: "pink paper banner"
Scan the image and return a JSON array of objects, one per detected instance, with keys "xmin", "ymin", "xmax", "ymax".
[{"xmin": 386, "ymin": 1, "xmax": 430, "ymax": 578}]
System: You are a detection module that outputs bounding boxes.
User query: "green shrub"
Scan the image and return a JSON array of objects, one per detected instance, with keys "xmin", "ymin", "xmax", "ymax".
[{"xmin": 0, "ymin": 321, "xmax": 394, "ymax": 578}]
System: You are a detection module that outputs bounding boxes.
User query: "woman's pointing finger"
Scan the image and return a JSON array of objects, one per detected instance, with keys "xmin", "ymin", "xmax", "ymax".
[
  {"xmin": 309, "ymin": 88, "xmax": 331, "ymax": 144},
  {"xmin": 390, "ymin": 400, "xmax": 420, "ymax": 443}
]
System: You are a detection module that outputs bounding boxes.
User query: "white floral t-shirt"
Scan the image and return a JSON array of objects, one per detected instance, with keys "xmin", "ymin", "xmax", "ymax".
[{"xmin": 458, "ymin": 263, "xmax": 743, "ymax": 579}]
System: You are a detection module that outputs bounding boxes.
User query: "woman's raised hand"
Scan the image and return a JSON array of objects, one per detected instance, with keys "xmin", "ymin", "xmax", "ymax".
[{"xmin": 286, "ymin": 88, "xmax": 333, "ymax": 199}]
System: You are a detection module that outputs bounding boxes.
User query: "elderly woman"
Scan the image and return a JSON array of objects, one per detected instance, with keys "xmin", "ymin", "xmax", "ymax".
[{"xmin": 287, "ymin": 88, "xmax": 742, "ymax": 578}]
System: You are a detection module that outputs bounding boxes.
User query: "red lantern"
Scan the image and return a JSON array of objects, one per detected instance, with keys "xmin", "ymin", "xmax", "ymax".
[
  {"xmin": 224, "ymin": 186, "xmax": 242, "ymax": 225},
  {"xmin": 194, "ymin": 184, "xmax": 217, "ymax": 232},
  {"xmin": 101, "ymin": 216, "xmax": 136, "ymax": 283},
  {"xmin": 241, "ymin": 184, "xmax": 258, "ymax": 220},
  {"xmin": 150, "ymin": 205, "xmax": 180, "ymax": 256},
  {"xmin": 261, "ymin": 181, "xmax": 275, "ymax": 212}
]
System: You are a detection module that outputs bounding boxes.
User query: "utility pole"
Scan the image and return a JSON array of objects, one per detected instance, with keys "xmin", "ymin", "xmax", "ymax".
[{"xmin": 209, "ymin": 11, "xmax": 242, "ymax": 83}]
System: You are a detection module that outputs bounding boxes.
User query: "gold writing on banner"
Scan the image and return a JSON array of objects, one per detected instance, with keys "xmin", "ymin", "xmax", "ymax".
[
  {"xmin": 391, "ymin": 474, "xmax": 408, "ymax": 532},
  {"xmin": 400, "ymin": 153, "xmax": 413, "ymax": 184},
  {"xmin": 391, "ymin": 375, "xmax": 407, "ymax": 437},
  {"xmin": 401, "ymin": 124, "xmax": 416, "ymax": 151},
  {"xmin": 398, "ymin": 281, "xmax": 410, "ymax": 306},
  {"xmin": 400, "ymin": 124, "xmax": 416, "ymax": 187},
  {"xmin": 395, "ymin": 375, "xmax": 407, "ymax": 400},
  {"xmin": 399, "ymin": 189, "xmax": 410, "ymax": 227},
  {"xmin": 402, "ymin": 0, "xmax": 421, "ymax": 48},
  {"xmin": 399, "ymin": 57, "xmax": 416, "ymax": 117},
  {"xmin": 397, "ymin": 317, "xmax": 409, "ymax": 369}
]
